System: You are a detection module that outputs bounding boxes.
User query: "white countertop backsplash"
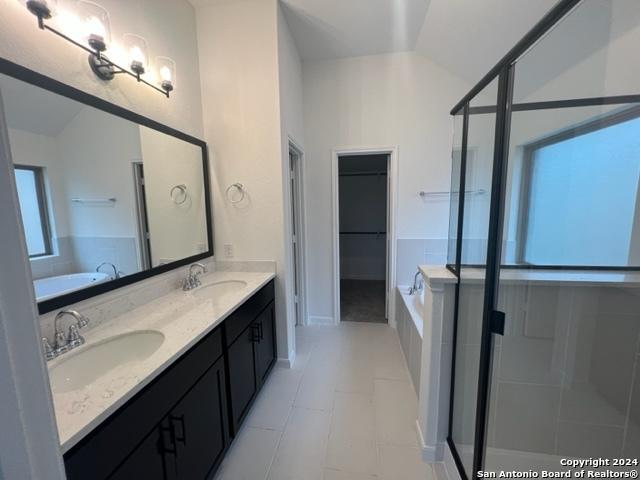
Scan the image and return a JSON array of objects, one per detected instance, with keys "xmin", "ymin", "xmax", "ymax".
[{"xmin": 40, "ymin": 261, "xmax": 275, "ymax": 453}]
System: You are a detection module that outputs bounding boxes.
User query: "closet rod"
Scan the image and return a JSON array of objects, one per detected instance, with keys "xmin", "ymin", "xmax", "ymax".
[
  {"xmin": 339, "ymin": 231, "xmax": 387, "ymax": 235},
  {"xmin": 339, "ymin": 171, "xmax": 387, "ymax": 177}
]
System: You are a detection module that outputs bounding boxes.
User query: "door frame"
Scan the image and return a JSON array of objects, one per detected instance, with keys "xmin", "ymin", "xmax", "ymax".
[
  {"xmin": 331, "ymin": 146, "xmax": 399, "ymax": 327},
  {"xmin": 285, "ymin": 137, "xmax": 309, "ymax": 327}
]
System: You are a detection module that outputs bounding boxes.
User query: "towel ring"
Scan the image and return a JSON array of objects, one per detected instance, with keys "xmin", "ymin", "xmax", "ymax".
[
  {"xmin": 225, "ymin": 183, "xmax": 245, "ymax": 204},
  {"xmin": 170, "ymin": 184, "xmax": 188, "ymax": 205}
]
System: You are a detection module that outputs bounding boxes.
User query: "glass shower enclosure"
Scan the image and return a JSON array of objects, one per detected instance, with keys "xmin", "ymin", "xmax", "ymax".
[{"xmin": 446, "ymin": 0, "xmax": 640, "ymax": 478}]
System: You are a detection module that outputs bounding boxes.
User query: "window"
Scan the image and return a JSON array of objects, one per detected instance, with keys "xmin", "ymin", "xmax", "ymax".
[
  {"xmin": 14, "ymin": 165, "xmax": 53, "ymax": 258},
  {"xmin": 517, "ymin": 108, "xmax": 640, "ymax": 267}
]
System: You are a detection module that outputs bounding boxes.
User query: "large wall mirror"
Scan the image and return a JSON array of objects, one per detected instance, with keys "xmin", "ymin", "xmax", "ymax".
[{"xmin": 0, "ymin": 62, "xmax": 212, "ymax": 314}]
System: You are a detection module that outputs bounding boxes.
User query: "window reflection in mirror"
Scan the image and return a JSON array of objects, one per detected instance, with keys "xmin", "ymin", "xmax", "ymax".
[{"xmin": 0, "ymin": 73, "xmax": 209, "ymax": 306}]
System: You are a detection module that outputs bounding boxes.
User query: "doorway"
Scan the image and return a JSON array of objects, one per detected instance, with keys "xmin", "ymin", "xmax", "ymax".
[
  {"xmin": 336, "ymin": 154, "xmax": 390, "ymax": 323},
  {"xmin": 288, "ymin": 141, "xmax": 306, "ymax": 327},
  {"xmin": 132, "ymin": 162, "xmax": 152, "ymax": 270}
]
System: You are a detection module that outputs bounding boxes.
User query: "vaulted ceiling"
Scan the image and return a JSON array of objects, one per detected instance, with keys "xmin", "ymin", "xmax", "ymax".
[
  {"xmin": 414, "ymin": 0, "xmax": 558, "ymax": 84},
  {"xmin": 280, "ymin": 0, "xmax": 559, "ymax": 84},
  {"xmin": 189, "ymin": 0, "xmax": 565, "ymax": 86},
  {"xmin": 280, "ymin": 0, "xmax": 431, "ymax": 61}
]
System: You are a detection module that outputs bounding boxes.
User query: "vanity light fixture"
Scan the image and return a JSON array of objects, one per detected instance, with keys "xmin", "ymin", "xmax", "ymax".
[{"xmin": 18, "ymin": 0, "xmax": 175, "ymax": 97}]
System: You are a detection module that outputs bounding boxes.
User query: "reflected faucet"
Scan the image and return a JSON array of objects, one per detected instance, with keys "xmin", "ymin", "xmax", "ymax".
[
  {"xmin": 42, "ymin": 310, "xmax": 90, "ymax": 361},
  {"xmin": 97, "ymin": 262, "xmax": 121, "ymax": 280},
  {"xmin": 409, "ymin": 270, "xmax": 423, "ymax": 295},
  {"xmin": 183, "ymin": 263, "xmax": 207, "ymax": 291}
]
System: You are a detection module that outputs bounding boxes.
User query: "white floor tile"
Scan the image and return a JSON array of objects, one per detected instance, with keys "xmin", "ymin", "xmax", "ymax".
[
  {"xmin": 246, "ymin": 367, "xmax": 302, "ymax": 430},
  {"xmin": 294, "ymin": 359, "xmax": 339, "ymax": 411},
  {"xmin": 374, "ymin": 379, "xmax": 419, "ymax": 447},
  {"xmin": 267, "ymin": 407, "xmax": 332, "ymax": 480},
  {"xmin": 323, "ymin": 468, "xmax": 378, "ymax": 480},
  {"xmin": 214, "ymin": 426, "xmax": 281, "ymax": 480},
  {"xmin": 377, "ymin": 445, "xmax": 435, "ymax": 480},
  {"xmin": 325, "ymin": 392, "xmax": 378, "ymax": 476}
]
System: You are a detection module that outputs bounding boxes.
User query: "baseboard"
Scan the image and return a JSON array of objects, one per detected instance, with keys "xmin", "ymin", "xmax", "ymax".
[
  {"xmin": 416, "ymin": 420, "xmax": 445, "ymax": 462},
  {"xmin": 308, "ymin": 315, "xmax": 335, "ymax": 325},
  {"xmin": 276, "ymin": 349, "xmax": 295, "ymax": 369}
]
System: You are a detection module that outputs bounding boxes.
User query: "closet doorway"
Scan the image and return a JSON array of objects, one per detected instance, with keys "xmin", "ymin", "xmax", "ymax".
[{"xmin": 335, "ymin": 153, "xmax": 390, "ymax": 323}]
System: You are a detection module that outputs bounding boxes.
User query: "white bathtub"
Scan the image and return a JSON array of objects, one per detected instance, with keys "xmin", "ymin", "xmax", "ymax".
[
  {"xmin": 396, "ymin": 286, "xmax": 425, "ymax": 395},
  {"xmin": 34, "ymin": 273, "xmax": 111, "ymax": 302}
]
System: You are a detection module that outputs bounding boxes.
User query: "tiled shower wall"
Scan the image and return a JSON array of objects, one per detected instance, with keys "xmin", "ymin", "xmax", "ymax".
[
  {"xmin": 454, "ymin": 281, "xmax": 640, "ymax": 459},
  {"xmin": 396, "ymin": 238, "xmax": 447, "ymax": 286}
]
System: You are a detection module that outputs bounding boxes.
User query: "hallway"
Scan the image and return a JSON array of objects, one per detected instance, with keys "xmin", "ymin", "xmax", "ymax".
[{"xmin": 214, "ymin": 323, "xmax": 436, "ymax": 480}]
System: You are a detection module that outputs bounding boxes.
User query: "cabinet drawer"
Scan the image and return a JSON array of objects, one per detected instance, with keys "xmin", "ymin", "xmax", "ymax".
[
  {"xmin": 224, "ymin": 280, "xmax": 274, "ymax": 346},
  {"xmin": 64, "ymin": 326, "xmax": 223, "ymax": 480}
]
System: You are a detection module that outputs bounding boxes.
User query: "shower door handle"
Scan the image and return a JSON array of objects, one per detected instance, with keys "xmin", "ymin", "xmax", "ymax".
[{"xmin": 490, "ymin": 310, "xmax": 505, "ymax": 335}]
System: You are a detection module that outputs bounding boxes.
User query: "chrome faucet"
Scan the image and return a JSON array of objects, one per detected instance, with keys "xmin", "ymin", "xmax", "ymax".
[
  {"xmin": 97, "ymin": 262, "xmax": 121, "ymax": 279},
  {"xmin": 409, "ymin": 270, "xmax": 423, "ymax": 295},
  {"xmin": 183, "ymin": 263, "xmax": 207, "ymax": 291},
  {"xmin": 42, "ymin": 310, "xmax": 90, "ymax": 361}
]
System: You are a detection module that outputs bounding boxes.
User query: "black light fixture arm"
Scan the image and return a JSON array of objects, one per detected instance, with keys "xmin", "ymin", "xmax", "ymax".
[{"xmin": 33, "ymin": 13, "xmax": 170, "ymax": 98}]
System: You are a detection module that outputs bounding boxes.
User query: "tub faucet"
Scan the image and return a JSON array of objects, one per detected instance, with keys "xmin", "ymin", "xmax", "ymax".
[
  {"xmin": 97, "ymin": 262, "xmax": 120, "ymax": 279},
  {"xmin": 409, "ymin": 270, "xmax": 423, "ymax": 295},
  {"xmin": 183, "ymin": 263, "xmax": 207, "ymax": 291},
  {"xmin": 43, "ymin": 310, "xmax": 90, "ymax": 360}
]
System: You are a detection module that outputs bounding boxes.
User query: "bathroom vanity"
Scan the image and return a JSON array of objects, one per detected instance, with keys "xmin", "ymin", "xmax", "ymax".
[
  {"xmin": 0, "ymin": 56, "xmax": 280, "ymax": 480},
  {"xmin": 54, "ymin": 272, "xmax": 276, "ymax": 480}
]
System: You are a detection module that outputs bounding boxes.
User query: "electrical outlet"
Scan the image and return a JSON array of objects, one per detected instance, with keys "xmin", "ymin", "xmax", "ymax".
[{"xmin": 223, "ymin": 243, "xmax": 234, "ymax": 258}]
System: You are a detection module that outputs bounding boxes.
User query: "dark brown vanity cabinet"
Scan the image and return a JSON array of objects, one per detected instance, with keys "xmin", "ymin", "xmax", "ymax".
[
  {"xmin": 108, "ymin": 358, "xmax": 227, "ymax": 480},
  {"xmin": 254, "ymin": 302, "xmax": 276, "ymax": 386},
  {"xmin": 227, "ymin": 300, "xmax": 277, "ymax": 434},
  {"xmin": 64, "ymin": 280, "xmax": 276, "ymax": 480}
]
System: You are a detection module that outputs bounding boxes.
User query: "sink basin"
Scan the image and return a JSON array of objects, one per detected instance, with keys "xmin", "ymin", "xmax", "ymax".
[
  {"xmin": 194, "ymin": 280, "xmax": 247, "ymax": 300},
  {"xmin": 49, "ymin": 330, "xmax": 164, "ymax": 393}
]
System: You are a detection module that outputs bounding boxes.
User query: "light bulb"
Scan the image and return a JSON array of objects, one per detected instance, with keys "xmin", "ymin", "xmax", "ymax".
[
  {"xmin": 130, "ymin": 46, "xmax": 145, "ymax": 64},
  {"xmin": 156, "ymin": 56, "xmax": 176, "ymax": 95},
  {"xmin": 160, "ymin": 66, "xmax": 172, "ymax": 82},
  {"xmin": 123, "ymin": 34, "xmax": 149, "ymax": 76},
  {"xmin": 77, "ymin": 1, "xmax": 111, "ymax": 52},
  {"xmin": 86, "ymin": 15, "xmax": 105, "ymax": 38}
]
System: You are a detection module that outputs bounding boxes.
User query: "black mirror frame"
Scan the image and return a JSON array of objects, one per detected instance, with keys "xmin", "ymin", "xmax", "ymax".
[{"xmin": 0, "ymin": 57, "xmax": 214, "ymax": 315}]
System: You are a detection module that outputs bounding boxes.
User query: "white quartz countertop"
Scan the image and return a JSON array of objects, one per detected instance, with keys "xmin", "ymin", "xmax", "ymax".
[
  {"xmin": 48, "ymin": 270, "xmax": 275, "ymax": 453},
  {"xmin": 419, "ymin": 264, "xmax": 640, "ymax": 287}
]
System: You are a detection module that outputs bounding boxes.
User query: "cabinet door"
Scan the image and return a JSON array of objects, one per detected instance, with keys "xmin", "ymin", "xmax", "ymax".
[
  {"xmin": 255, "ymin": 302, "xmax": 276, "ymax": 386},
  {"xmin": 107, "ymin": 424, "xmax": 172, "ymax": 480},
  {"xmin": 171, "ymin": 358, "xmax": 229, "ymax": 480},
  {"xmin": 227, "ymin": 324, "xmax": 258, "ymax": 433}
]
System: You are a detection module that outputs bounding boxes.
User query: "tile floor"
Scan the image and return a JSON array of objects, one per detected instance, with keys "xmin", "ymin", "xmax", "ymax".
[{"xmin": 214, "ymin": 322, "xmax": 435, "ymax": 480}]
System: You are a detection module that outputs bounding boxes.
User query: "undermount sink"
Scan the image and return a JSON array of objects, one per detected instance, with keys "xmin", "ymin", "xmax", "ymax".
[
  {"xmin": 49, "ymin": 330, "xmax": 164, "ymax": 393},
  {"xmin": 194, "ymin": 280, "xmax": 248, "ymax": 300}
]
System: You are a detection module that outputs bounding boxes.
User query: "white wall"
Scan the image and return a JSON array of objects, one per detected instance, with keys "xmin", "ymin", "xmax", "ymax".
[
  {"xmin": 57, "ymin": 107, "xmax": 141, "ymax": 239},
  {"xmin": 277, "ymin": 5, "xmax": 305, "ymax": 340},
  {"xmin": 302, "ymin": 52, "xmax": 470, "ymax": 320},
  {"xmin": 196, "ymin": 0, "xmax": 293, "ymax": 363}
]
